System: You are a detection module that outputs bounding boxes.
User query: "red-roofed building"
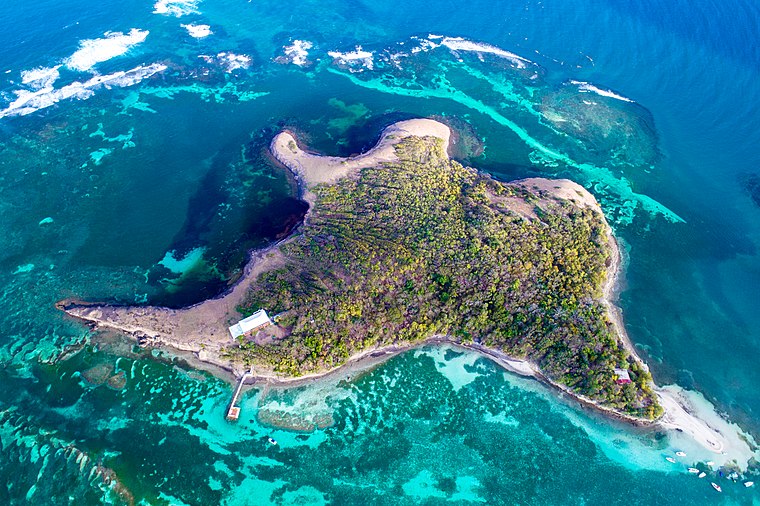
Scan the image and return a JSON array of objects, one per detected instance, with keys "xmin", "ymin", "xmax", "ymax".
[{"xmin": 614, "ymin": 368, "xmax": 632, "ymax": 384}]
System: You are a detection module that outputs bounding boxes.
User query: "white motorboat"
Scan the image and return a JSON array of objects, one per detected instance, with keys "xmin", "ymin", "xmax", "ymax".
[
  {"xmin": 711, "ymin": 482, "xmax": 722, "ymax": 493},
  {"xmin": 687, "ymin": 468, "xmax": 700, "ymax": 474}
]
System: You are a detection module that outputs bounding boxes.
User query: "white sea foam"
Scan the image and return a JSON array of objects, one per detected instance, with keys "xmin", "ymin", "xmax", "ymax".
[
  {"xmin": 0, "ymin": 64, "xmax": 167, "ymax": 118},
  {"xmin": 569, "ymin": 80, "xmax": 634, "ymax": 103},
  {"xmin": 198, "ymin": 53, "xmax": 252, "ymax": 72},
  {"xmin": 64, "ymin": 29, "xmax": 149, "ymax": 72},
  {"xmin": 181, "ymin": 23, "xmax": 212, "ymax": 38},
  {"xmin": 410, "ymin": 37, "xmax": 439, "ymax": 54},
  {"xmin": 216, "ymin": 52, "xmax": 251, "ymax": 72},
  {"xmin": 20, "ymin": 66, "xmax": 61, "ymax": 90},
  {"xmin": 426, "ymin": 35, "xmax": 533, "ymax": 68},
  {"xmin": 280, "ymin": 40, "xmax": 313, "ymax": 66},
  {"xmin": 328, "ymin": 46, "xmax": 374, "ymax": 71},
  {"xmin": 153, "ymin": 0, "xmax": 200, "ymax": 17},
  {"xmin": 385, "ymin": 51, "xmax": 409, "ymax": 70}
]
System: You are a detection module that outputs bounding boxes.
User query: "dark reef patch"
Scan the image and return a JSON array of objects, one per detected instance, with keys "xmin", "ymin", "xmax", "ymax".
[{"xmin": 740, "ymin": 172, "xmax": 760, "ymax": 208}]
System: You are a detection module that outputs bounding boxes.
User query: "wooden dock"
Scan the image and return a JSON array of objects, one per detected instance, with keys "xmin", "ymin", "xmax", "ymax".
[{"xmin": 226, "ymin": 370, "xmax": 254, "ymax": 421}]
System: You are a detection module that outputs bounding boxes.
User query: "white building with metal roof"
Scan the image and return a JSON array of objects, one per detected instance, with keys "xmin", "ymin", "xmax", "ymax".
[{"xmin": 228, "ymin": 309, "xmax": 272, "ymax": 338}]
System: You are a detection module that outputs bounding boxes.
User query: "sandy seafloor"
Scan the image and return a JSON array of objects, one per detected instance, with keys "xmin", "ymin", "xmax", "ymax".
[{"xmin": 1, "ymin": 0, "xmax": 760, "ymax": 504}]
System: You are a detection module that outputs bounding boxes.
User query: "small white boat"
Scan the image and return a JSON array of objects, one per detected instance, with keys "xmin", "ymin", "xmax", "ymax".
[
  {"xmin": 745, "ymin": 481, "xmax": 755, "ymax": 488},
  {"xmin": 698, "ymin": 472, "xmax": 707, "ymax": 478},
  {"xmin": 268, "ymin": 437, "xmax": 278, "ymax": 445},
  {"xmin": 675, "ymin": 451, "xmax": 687, "ymax": 457},
  {"xmin": 706, "ymin": 461, "xmax": 715, "ymax": 467},
  {"xmin": 687, "ymin": 468, "xmax": 700, "ymax": 474},
  {"xmin": 711, "ymin": 482, "xmax": 722, "ymax": 493},
  {"xmin": 666, "ymin": 457, "xmax": 677, "ymax": 463}
]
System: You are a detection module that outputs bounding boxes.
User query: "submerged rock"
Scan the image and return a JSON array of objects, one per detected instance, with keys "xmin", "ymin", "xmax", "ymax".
[
  {"xmin": 106, "ymin": 371, "xmax": 127, "ymax": 390},
  {"xmin": 81, "ymin": 363, "xmax": 114, "ymax": 386},
  {"xmin": 257, "ymin": 408, "xmax": 334, "ymax": 432}
]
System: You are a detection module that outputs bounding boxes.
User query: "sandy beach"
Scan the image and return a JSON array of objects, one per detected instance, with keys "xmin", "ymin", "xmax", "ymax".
[
  {"xmin": 270, "ymin": 118, "xmax": 451, "ymax": 214},
  {"xmin": 59, "ymin": 118, "xmax": 758, "ymax": 468}
]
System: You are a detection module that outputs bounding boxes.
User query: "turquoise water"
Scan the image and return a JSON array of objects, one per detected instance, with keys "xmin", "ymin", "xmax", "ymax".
[{"xmin": 1, "ymin": 0, "xmax": 760, "ymax": 503}]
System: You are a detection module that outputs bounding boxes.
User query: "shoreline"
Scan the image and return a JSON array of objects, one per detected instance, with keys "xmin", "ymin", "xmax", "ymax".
[
  {"xmin": 58, "ymin": 119, "xmax": 455, "ymax": 380},
  {"xmin": 58, "ymin": 118, "xmax": 757, "ymax": 467}
]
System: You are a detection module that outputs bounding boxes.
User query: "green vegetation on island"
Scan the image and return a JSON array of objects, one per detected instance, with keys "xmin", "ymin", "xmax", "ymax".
[{"xmin": 230, "ymin": 135, "xmax": 661, "ymax": 419}]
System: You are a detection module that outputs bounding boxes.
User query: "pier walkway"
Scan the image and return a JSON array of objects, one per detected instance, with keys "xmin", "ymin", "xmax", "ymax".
[{"xmin": 226, "ymin": 369, "xmax": 254, "ymax": 421}]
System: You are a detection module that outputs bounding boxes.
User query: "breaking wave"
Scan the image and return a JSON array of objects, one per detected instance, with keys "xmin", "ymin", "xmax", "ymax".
[
  {"xmin": 0, "ymin": 64, "xmax": 167, "ymax": 118},
  {"xmin": 181, "ymin": 23, "xmax": 212, "ymax": 38},
  {"xmin": 199, "ymin": 52, "xmax": 252, "ymax": 72},
  {"xmin": 153, "ymin": 0, "xmax": 200, "ymax": 17},
  {"xmin": 327, "ymin": 46, "xmax": 374, "ymax": 71},
  {"xmin": 428, "ymin": 35, "xmax": 534, "ymax": 68},
  {"xmin": 568, "ymin": 80, "xmax": 635, "ymax": 103},
  {"xmin": 278, "ymin": 40, "xmax": 313, "ymax": 67},
  {"xmin": 20, "ymin": 66, "xmax": 61, "ymax": 90},
  {"xmin": 64, "ymin": 29, "xmax": 149, "ymax": 72}
]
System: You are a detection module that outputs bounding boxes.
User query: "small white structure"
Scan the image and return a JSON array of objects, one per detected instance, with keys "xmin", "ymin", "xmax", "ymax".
[{"xmin": 229, "ymin": 309, "xmax": 272, "ymax": 338}]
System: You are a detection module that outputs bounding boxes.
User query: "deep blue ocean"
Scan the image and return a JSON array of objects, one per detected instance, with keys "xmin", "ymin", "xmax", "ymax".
[{"xmin": 1, "ymin": 0, "xmax": 759, "ymax": 504}]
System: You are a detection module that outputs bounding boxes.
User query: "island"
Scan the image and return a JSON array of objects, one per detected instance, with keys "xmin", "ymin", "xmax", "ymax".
[{"xmin": 58, "ymin": 118, "xmax": 741, "ymax": 457}]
